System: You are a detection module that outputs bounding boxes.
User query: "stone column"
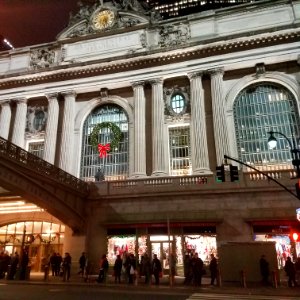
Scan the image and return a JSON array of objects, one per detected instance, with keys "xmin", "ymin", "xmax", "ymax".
[
  {"xmin": 43, "ymin": 93, "xmax": 59, "ymax": 164},
  {"xmin": 209, "ymin": 68, "xmax": 230, "ymax": 166},
  {"xmin": 150, "ymin": 79, "xmax": 168, "ymax": 176},
  {"xmin": 59, "ymin": 91, "xmax": 76, "ymax": 174},
  {"xmin": 188, "ymin": 72, "xmax": 211, "ymax": 174},
  {"xmin": 11, "ymin": 98, "xmax": 27, "ymax": 148},
  {"xmin": 132, "ymin": 81, "xmax": 147, "ymax": 177},
  {"xmin": 0, "ymin": 101, "xmax": 12, "ymax": 139}
]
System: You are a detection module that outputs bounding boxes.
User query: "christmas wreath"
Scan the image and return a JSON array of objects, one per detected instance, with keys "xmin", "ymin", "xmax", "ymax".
[{"xmin": 90, "ymin": 122, "xmax": 122, "ymax": 157}]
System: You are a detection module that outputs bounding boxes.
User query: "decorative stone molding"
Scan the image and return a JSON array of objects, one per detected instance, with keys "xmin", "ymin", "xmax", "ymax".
[
  {"xmin": 164, "ymin": 85, "xmax": 190, "ymax": 120},
  {"xmin": 30, "ymin": 47, "xmax": 55, "ymax": 70},
  {"xmin": 26, "ymin": 106, "xmax": 48, "ymax": 135},
  {"xmin": 255, "ymin": 63, "xmax": 266, "ymax": 78},
  {"xmin": 159, "ymin": 23, "xmax": 190, "ymax": 48}
]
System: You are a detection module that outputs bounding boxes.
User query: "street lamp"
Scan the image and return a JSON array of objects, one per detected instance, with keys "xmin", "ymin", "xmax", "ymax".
[{"xmin": 267, "ymin": 130, "xmax": 300, "ymax": 179}]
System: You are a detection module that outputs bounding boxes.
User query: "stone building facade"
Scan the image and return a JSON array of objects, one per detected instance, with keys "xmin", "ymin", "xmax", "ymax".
[{"xmin": 0, "ymin": 0, "xmax": 300, "ymax": 275}]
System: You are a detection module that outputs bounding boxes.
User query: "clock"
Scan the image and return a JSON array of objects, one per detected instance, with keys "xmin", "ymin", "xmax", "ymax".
[{"xmin": 92, "ymin": 9, "xmax": 115, "ymax": 30}]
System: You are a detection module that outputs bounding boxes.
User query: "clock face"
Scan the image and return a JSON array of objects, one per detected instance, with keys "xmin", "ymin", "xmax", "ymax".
[{"xmin": 92, "ymin": 10, "xmax": 115, "ymax": 30}]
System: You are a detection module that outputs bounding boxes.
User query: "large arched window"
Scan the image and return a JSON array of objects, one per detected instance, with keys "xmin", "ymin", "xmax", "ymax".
[
  {"xmin": 233, "ymin": 83, "xmax": 300, "ymax": 170},
  {"xmin": 80, "ymin": 104, "xmax": 129, "ymax": 181}
]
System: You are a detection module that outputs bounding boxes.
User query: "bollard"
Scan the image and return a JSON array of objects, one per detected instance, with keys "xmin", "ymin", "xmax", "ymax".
[
  {"xmin": 240, "ymin": 270, "xmax": 247, "ymax": 288},
  {"xmin": 271, "ymin": 270, "xmax": 278, "ymax": 288}
]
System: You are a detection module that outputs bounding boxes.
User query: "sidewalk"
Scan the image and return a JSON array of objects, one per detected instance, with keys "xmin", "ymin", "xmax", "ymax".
[{"xmin": 3, "ymin": 272, "xmax": 300, "ymax": 297}]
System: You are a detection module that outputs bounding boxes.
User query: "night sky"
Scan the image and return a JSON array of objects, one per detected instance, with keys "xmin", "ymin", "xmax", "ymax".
[{"xmin": 0, "ymin": 0, "xmax": 82, "ymax": 48}]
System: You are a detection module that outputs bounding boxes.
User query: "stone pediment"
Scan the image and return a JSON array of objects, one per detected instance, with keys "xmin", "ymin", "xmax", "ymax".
[{"xmin": 57, "ymin": 0, "xmax": 157, "ymax": 40}]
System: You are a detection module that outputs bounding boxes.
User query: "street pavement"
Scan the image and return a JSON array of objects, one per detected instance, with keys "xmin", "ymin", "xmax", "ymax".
[{"xmin": 1, "ymin": 272, "xmax": 300, "ymax": 299}]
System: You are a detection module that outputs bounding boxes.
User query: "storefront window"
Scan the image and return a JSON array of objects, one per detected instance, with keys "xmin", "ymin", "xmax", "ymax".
[
  {"xmin": 184, "ymin": 235, "xmax": 217, "ymax": 264},
  {"xmin": 254, "ymin": 234, "xmax": 292, "ymax": 269},
  {"xmin": 107, "ymin": 236, "xmax": 136, "ymax": 264}
]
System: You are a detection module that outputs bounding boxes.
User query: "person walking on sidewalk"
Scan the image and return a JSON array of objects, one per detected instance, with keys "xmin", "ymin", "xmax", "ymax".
[
  {"xmin": 62, "ymin": 252, "xmax": 72, "ymax": 282},
  {"xmin": 284, "ymin": 256, "xmax": 297, "ymax": 287},
  {"xmin": 78, "ymin": 252, "xmax": 86, "ymax": 277},
  {"xmin": 152, "ymin": 254, "xmax": 162, "ymax": 285},
  {"xmin": 209, "ymin": 253, "xmax": 218, "ymax": 286},
  {"xmin": 97, "ymin": 254, "xmax": 109, "ymax": 283},
  {"xmin": 114, "ymin": 254, "xmax": 122, "ymax": 283},
  {"xmin": 259, "ymin": 254, "xmax": 270, "ymax": 286}
]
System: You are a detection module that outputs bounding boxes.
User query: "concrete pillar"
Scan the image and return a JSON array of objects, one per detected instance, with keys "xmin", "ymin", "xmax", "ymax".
[
  {"xmin": 188, "ymin": 72, "xmax": 211, "ymax": 174},
  {"xmin": 150, "ymin": 78, "xmax": 168, "ymax": 176},
  {"xmin": 131, "ymin": 81, "xmax": 147, "ymax": 178},
  {"xmin": 59, "ymin": 91, "xmax": 76, "ymax": 174},
  {"xmin": 209, "ymin": 68, "xmax": 230, "ymax": 166},
  {"xmin": 11, "ymin": 98, "xmax": 27, "ymax": 148},
  {"xmin": 43, "ymin": 93, "xmax": 59, "ymax": 164},
  {"xmin": 0, "ymin": 101, "xmax": 12, "ymax": 139}
]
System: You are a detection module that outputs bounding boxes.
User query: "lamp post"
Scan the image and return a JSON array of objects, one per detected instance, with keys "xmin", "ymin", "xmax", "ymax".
[{"xmin": 267, "ymin": 130, "xmax": 300, "ymax": 179}]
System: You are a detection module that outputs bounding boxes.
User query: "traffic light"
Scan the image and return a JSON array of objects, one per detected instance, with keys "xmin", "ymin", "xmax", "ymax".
[
  {"xmin": 230, "ymin": 165, "xmax": 239, "ymax": 182},
  {"xmin": 216, "ymin": 165, "xmax": 225, "ymax": 182},
  {"xmin": 291, "ymin": 231, "xmax": 299, "ymax": 242}
]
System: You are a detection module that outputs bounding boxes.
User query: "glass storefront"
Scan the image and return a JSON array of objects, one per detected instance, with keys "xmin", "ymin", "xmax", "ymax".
[
  {"xmin": 0, "ymin": 221, "xmax": 65, "ymax": 271},
  {"xmin": 107, "ymin": 233, "xmax": 217, "ymax": 275}
]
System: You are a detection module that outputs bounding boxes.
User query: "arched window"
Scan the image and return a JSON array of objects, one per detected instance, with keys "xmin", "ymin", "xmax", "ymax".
[
  {"xmin": 80, "ymin": 104, "xmax": 129, "ymax": 181},
  {"xmin": 233, "ymin": 83, "xmax": 300, "ymax": 170}
]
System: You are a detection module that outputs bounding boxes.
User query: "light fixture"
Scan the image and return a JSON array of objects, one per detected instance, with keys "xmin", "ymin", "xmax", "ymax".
[{"xmin": 267, "ymin": 131, "xmax": 277, "ymax": 149}]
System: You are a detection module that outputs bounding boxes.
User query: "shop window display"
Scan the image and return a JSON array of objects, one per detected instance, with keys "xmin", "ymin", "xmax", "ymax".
[
  {"xmin": 107, "ymin": 236, "xmax": 136, "ymax": 264},
  {"xmin": 254, "ymin": 234, "xmax": 293, "ymax": 269}
]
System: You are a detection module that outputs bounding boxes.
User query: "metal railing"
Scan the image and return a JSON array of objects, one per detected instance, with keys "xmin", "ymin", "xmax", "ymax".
[{"xmin": 0, "ymin": 137, "xmax": 89, "ymax": 195}]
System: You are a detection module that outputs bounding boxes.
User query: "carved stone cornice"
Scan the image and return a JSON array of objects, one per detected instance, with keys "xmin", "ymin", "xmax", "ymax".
[{"xmin": 0, "ymin": 30, "xmax": 299, "ymax": 90}]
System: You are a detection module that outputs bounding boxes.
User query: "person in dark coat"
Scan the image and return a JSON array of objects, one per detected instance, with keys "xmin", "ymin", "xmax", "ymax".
[
  {"xmin": 19, "ymin": 250, "xmax": 29, "ymax": 280},
  {"xmin": 209, "ymin": 253, "xmax": 218, "ymax": 286},
  {"xmin": 113, "ymin": 255, "xmax": 122, "ymax": 283},
  {"xmin": 183, "ymin": 254, "xmax": 192, "ymax": 285},
  {"xmin": 55, "ymin": 253, "xmax": 62, "ymax": 276},
  {"xmin": 127, "ymin": 254, "xmax": 136, "ymax": 284},
  {"xmin": 8, "ymin": 252, "xmax": 19, "ymax": 280},
  {"xmin": 152, "ymin": 254, "xmax": 162, "ymax": 285},
  {"xmin": 50, "ymin": 253, "xmax": 57, "ymax": 276},
  {"xmin": 192, "ymin": 252, "xmax": 204, "ymax": 286},
  {"xmin": 97, "ymin": 254, "xmax": 109, "ymax": 283},
  {"xmin": 142, "ymin": 253, "xmax": 151, "ymax": 284},
  {"xmin": 259, "ymin": 254, "xmax": 270, "ymax": 285},
  {"xmin": 284, "ymin": 256, "xmax": 297, "ymax": 287},
  {"xmin": 78, "ymin": 252, "xmax": 86, "ymax": 277},
  {"xmin": 62, "ymin": 252, "xmax": 72, "ymax": 282}
]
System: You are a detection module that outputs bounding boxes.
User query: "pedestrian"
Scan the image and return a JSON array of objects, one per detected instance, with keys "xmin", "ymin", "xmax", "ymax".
[
  {"xmin": 50, "ymin": 253, "xmax": 57, "ymax": 276},
  {"xmin": 142, "ymin": 253, "xmax": 151, "ymax": 284},
  {"xmin": 19, "ymin": 249, "xmax": 29, "ymax": 280},
  {"xmin": 152, "ymin": 254, "xmax": 162, "ymax": 285},
  {"xmin": 127, "ymin": 253, "xmax": 136, "ymax": 284},
  {"xmin": 113, "ymin": 254, "xmax": 122, "ymax": 283},
  {"xmin": 192, "ymin": 252, "xmax": 204, "ymax": 286},
  {"xmin": 55, "ymin": 253, "xmax": 62, "ymax": 276},
  {"xmin": 284, "ymin": 256, "xmax": 297, "ymax": 287},
  {"xmin": 209, "ymin": 253, "xmax": 218, "ymax": 286},
  {"xmin": 295, "ymin": 255, "xmax": 300, "ymax": 283},
  {"xmin": 97, "ymin": 254, "xmax": 109, "ymax": 283},
  {"xmin": 62, "ymin": 252, "xmax": 72, "ymax": 282},
  {"xmin": 78, "ymin": 252, "xmax": 86, "ymax": 277},
  {"xmin": 183, "ymin": 253, "xmax": 192, "ymax": 285},
  {"xmin": 8, "ymin": 252, "xmax": 19, "ymax": 280},
  {"xmin": 259, "ymin": 254, "xmax": 269, "ymax": 286}
]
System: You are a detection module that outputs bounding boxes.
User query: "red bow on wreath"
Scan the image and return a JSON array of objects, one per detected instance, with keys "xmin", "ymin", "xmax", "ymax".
[{"xmin": 98, "ymin": 143, "xmax": 111, "ymax": 158}]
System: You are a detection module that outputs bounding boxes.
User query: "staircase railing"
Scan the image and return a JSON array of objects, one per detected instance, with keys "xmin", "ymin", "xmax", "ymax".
[{"xmin": 0, "ymin": 137, "xmax": 89, "ymax": 195}]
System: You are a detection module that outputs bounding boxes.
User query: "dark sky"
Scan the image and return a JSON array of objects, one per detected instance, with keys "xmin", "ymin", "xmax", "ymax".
[{"xmin": 0, "ymin": 0, "xmax": 82, "ymax": 48}]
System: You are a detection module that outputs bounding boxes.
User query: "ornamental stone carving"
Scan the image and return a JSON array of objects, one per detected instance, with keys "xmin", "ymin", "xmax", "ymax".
[
  {"xmin": 26, "ymin": 106, "xmax": 48, "ymax": 136},
  {"xmin": 159, "ymin": 23, "xmax": 190, "ymax": 48},
  {"xmin": 164, "ymin": 86, "xmax": 190, "ymax": 121},
  {"xmin": 30, "ymin": 48, "xmax": 55, "ymax": 70}
]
